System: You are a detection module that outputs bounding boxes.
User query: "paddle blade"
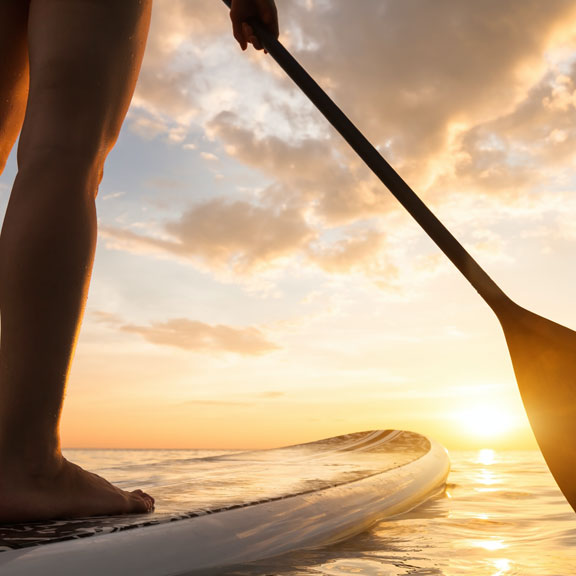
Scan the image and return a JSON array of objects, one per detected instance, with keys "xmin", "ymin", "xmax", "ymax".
[{"xmin": 499, "ymin": 304, "xmax": 576, "ymax": 511}]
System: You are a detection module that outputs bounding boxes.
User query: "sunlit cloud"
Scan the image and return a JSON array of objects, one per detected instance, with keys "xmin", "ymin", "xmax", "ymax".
[
  {"xmin": 89, "ymin": 310, "xmax": 280, "ymax": 356},
  {"xmin": 108, "ymin": 0, "xmax": 576, "ymax": 292},
  {"xmin": 207, "ymin": 111, "xmax": 393, "ymax": 225},
  {"xmin": 179, "ymin": 390, "xmax": 286, "ymax": 407},
  {"xmin": 90, "ymin": 310, "xmax": 125, "ymax": 326},
  {"xmin": 122, "ymin": 317, "xmax": 280, "ymax": 356},
  {"xmin": 446, "ymin": 63, "xmax": 576, "ymax": 198},
  {"xmin": 180, "ymin": 399, "xmax": 253, "ymax": 407},
  {"xmin": 164, "ymin": 198, "xmax": 315, "ymax": 273},
  {"xmin": 129, "ymin": 0, "xmax": 576, "ymax": 203},
  {"xmin": 101, "ymin": 195, "xmax": 319, "ymax": 280},
  {"xmin": 308, "ymin": 229, "xmax": 396, "ymax": 278},
  {"xmin": 101, "ymin": 191, "xmax": 126, "ymax": 201},
  {"xmin": 259, "ymin": 391, "xmax": 286, "ymax": 399},
  {"xmin": 264, "ymin": 0, "xmax": 576, "ymax": 213},
  {"xmin": 99, "ymin": 225, "xmax": 176, "ymax": 258}
]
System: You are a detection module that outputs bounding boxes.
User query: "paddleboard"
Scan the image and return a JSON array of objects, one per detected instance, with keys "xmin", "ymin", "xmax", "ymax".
[{"xmin": 0, "ymin": 429, "xmax": 449, "ymax": 575}]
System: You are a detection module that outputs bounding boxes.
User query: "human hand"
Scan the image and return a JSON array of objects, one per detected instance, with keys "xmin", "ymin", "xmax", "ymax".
[{"xmin": 229, "ymin": 0, "xmax": 279, "ymax": 52}]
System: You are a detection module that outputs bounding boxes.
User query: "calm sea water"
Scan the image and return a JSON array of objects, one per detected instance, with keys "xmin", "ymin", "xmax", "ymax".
[{"xmin": 65, "ymin": 448, "xmax": 576, "ymax": 576}]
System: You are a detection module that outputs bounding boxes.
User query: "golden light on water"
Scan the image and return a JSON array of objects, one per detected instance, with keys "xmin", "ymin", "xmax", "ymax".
[
  {"xmin": 492, "ymin": 558, "xmax": 512, "ymax": 575},
  {"xmin": 473, "ymin": 540, "xmax": 507, "ymax": 552},
  {"xmin": 477, "ymin": 469, "xmax": 500, "ymax": 487},
  {"xmin": 477, "ymin": 449, "xmax": 496, "ymax": 466}
]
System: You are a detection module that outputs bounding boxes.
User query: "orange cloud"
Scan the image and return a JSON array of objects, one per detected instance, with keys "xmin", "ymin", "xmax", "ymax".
[
  {"xmin": 122, "ymin": 317, "xmax": 279, "ymax": 356},
  {"xmin": 131, "ymin": 0, "xmax": 576, "ymax": 195},
  {"xmin": 281, "ymin": 0, "xmax": 575, "ymax": 168},
  {"xmin": 105, "ymin": 1, "xmax": 576, "ymax": 289},
  {"xmin": 450, "ymin": 65, "xmax": 576, "ymax": 195},
  {"xmin": 308, "ymin": 229, "xmax": 397, "ymax": 278},
  {"xmin": 165, "ymin": 198, "xmax": 314, "ymax": 272},
  {"xmin": 207, "ymin": 111, "xmax": 394, "ymax": 225}
]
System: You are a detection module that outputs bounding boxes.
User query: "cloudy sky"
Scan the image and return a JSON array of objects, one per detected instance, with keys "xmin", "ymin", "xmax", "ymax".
[{"xmin": 2, "ymin": 0, "xmax": 576, "ymax": 450}]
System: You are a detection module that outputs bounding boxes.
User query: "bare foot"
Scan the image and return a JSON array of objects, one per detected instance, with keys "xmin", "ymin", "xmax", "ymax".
[{"xmin": 0, "ymin": 456, "xmax": 154, "ymax": 524}]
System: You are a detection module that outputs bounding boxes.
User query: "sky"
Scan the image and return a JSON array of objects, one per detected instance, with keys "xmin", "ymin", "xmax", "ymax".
[{"xmin": 1, "ymin": 0, "xmax": 576, "ymax": 450}]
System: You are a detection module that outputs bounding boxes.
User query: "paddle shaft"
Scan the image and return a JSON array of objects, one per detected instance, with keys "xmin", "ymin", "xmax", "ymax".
[{"xmin": 222, "ymin": 0, "xmax": 509, "ymax": 310}]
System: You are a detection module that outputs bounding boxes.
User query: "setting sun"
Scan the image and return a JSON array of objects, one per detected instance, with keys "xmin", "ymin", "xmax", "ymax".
[{"xmin": 456, "ymin": 404, "xmax": 518, "ymax": 439}]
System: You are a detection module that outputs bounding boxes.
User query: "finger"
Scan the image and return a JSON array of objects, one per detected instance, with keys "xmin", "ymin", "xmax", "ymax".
[
  {"xmin": 230, "ymin": 9, "xmax": 247, "ymax": 50},
  {"xmin": 243, "ymin": 23, "xmax": 263, "ymax": 51},
  {"xmin": 260, "ymin": 2, "xmax": 279, "ymax": 38}
]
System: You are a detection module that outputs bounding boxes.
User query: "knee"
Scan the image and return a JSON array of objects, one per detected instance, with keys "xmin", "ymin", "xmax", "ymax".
[{"xmin": 16, "ymin": 142, "xmax": 107, "ymax": 199}]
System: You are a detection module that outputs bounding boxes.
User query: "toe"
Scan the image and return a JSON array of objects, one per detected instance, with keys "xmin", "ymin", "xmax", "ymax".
[
  {"xmin": 142, "ymin": 494, "xmax": 155, "ymax": 511},
  {"xmin": 133, "ymin": 489, "xmax": 155, "ymax": 505},
  {"xmin": 128, "ymin": 492, "xmax": 152, "ymax": 514}
]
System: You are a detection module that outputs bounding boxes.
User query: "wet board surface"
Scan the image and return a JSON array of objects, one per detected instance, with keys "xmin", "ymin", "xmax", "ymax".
[{"xmin": 0, "ymin": 429, "xmax": 450, "ymax": 576}]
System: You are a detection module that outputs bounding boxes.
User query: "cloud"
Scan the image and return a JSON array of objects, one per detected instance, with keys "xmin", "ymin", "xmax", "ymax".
[
  {"xmin": 99, "ymin": 226, "xmax": 176, "ymax": 258},
  {"xmin": 165, "ymin": 198, "xmax": 315, "ymax": 272},
  {"xmin": 207, "ymin": 111, "xmax": 394, "ymax": 225},
  {"xmin": 180, "ymin": 399, "xmax": 253, "ymax": 407},
  {"xmin": 130, "ymin": 0, "xmax": 576, "ymax": 194},
  {"xmin": 199, "ymin": 2, "xmax": 576, "ymax": 249},
  {"xmin": 90, "ymin": 310, "xmax": 125, "ymax": 326},
  {"xmin": 89, "ymin": 310, "xmax": 279, "ymax": 355},
  {"xmin": 127, "ymin": 0, "xmax": 229, "ymax": 139},
  {"xmin": 282, "ymin": 0, "xmax": 575, "ymax": 171},
  {"xmin": 258, "ymin": 391, "xmax": 285, "ymax": 399},
  {"xmin": 99, "ymin": 205, "xmax": 409, "ymax": 290},
  {"xmin": 102, "ymin": 198, "xmax": 315, "ymax": 274},
  {"xmin": 122, "ymin": 317, "xmax": 280, "ymax": 356},
  {"xmin": 179, "ymin": 390, "xmax": 286, "ymax": 407},
  {"xmin": 308, "ymin": 229, "xmax": 397, "ymax": 278},
  {"xmin": 107, "ymin": 1, "xmax": 576, "ymax": 287},
  {"xmin": 429, "ymin": 61, "xmax": 574, "ymax": 203},
  {"xmin": 101, "ymin": 191, "xmax": 126, "ymax": 201}
]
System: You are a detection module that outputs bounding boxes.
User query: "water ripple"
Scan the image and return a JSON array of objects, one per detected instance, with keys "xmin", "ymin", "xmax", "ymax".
[{"xmin": 64, "ymin": 449, "xmax": 576, "ymax": 575}]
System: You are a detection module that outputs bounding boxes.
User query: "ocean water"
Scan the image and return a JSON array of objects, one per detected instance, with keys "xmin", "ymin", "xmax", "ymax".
[{"xmin": 64, "ymin": 448, "xmax": 576, "ymax": 576}]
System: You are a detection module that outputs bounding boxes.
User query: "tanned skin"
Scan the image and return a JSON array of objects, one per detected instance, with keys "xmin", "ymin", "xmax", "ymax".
[{"xmin": 0, "ymin": 0, "xmax": 278, "ymax": 524}]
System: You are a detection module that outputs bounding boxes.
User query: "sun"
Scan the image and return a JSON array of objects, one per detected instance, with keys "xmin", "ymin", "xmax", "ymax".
[{"xmin": 455, "ymin": 403, "xmax": 516, "ymax": 438}]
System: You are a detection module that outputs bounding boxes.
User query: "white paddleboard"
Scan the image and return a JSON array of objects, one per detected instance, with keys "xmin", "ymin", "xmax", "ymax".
[{"xmin": 0, "ymin": 429, "xmax": 449, "ymax": 575}]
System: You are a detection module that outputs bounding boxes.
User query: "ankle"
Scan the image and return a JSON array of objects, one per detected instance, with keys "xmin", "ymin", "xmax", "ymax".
[{"xmin": 0, "ymin": 441, "xmax": 64, "ymax": 479}]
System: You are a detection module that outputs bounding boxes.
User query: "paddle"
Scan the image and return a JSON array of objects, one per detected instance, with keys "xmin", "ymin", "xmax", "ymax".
[{"xmin": 222, "ymin": 0, "xmax": 576, "ymax": 513}]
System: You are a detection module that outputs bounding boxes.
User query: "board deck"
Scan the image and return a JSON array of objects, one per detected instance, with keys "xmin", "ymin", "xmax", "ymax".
[{"xmin": 0, "ymin": 430, "xmax": 450, "ymax": 576}]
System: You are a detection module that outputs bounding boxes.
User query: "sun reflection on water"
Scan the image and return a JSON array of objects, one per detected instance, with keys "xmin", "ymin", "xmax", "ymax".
[
  {"xmin": 63, "ymin": 449, "xmax": 576, "ymax": 575},
  {"xmin": 472, "ymin": 539, "xmax": 507, "ymax": 551},
  {"xmin": 492, "ymin": 558, "xmax": 511, "ymax": 575},
  {"xmin": 477, "ymin": 449, "xmax": 496, "ymax": 466}
]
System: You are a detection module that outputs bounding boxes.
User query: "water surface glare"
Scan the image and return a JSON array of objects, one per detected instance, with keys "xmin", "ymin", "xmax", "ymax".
[{"xmin": 65, "ymin": 449, "xmax": 576, "ymax": 575}]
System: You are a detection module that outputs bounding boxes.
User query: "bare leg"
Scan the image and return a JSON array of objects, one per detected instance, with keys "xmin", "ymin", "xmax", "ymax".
[
  {"xmin": 0, "ymin": 0, "xmax": 154, "ymax": 522},
  {"xmin": 0, "ymin": 0, "xmax": 29, "ymax": 174}
]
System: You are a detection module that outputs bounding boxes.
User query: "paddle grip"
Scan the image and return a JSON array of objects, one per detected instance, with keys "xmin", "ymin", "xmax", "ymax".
[{"xmin": 221, "ymin": 0, "xmax": 507, "ymax": 309}]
